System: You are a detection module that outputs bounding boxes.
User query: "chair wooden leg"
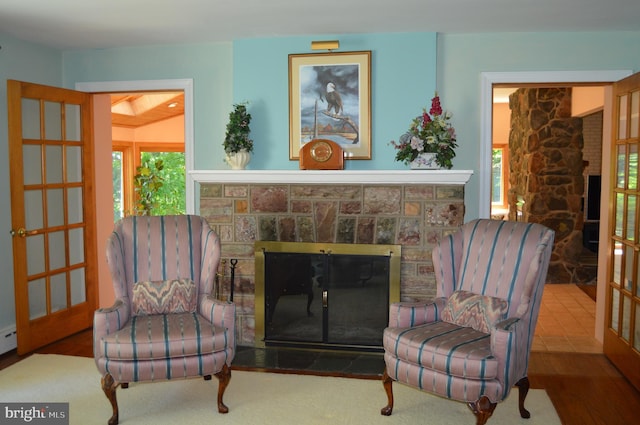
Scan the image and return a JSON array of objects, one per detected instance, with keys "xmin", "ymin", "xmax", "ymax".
[
  {"xmin": 515, "ymin": 376, "xmax": 531, "ymax": 418},
  {"xmin": 380, "ymin": 369, "xmax": 394, "ymax": 416},
  {"xmin": 214, "ymin": 363, "xmax": 231, "ymax": 414},
  {"xmin": 101, "ymin": 373, "xmax": 119, "ymax": 425},
  {"xmin": 468, "ymin": 395, "xmax": 497, "ymax": 425}
]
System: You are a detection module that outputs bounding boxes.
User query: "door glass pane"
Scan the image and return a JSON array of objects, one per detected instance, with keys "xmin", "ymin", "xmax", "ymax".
[
  {"xmin": 613, "ymin": 242, "xmax": 623, "ymax": 285},
  {"xmin": 70, "ymin": 268, "xmax": 86, "ymax": 306},
  {"xmin": 48, "ymin": 231, "xmax": 66, "ymax": 271},
  {"xmin": 23, "ymin": 145, "xmax": 42, "ymax": 185},
  {"xmin": 44, "ymin": 101, "xmax": 62, "ymax": 141},
  {"xmin": 50, "ymin": 273, "xmax": 68, "ymax": 313},
  {"xmin": 47, "ymin": 188, "xmax": 64, "ymax": 227},
  {"xmin": 624, "ymin": 245, "xmax": 634, "ymax": 291},
  {"xmin": 627, "ymin": 195, "xmax": 637, "ymax": 241},
  {"xmin": 69, "ymin": 228, "xmax": 84, "ymax": 265},
  {"xmin": 28, "ymin": 278, "xmax": 47, "ymax": 320},
  {"xmin": 611, "ymin": 287, "xmax": 620, "ymax": 331},
  {"xmin": 24, "ymin": 190, "xmax": 44, "ymax": 230},
  {"xmin": 622, "ymin": 295, "xmax": 631, "ymax": 341},
  {"xmin": 26, "ymin": 234, "xmax": 45, "ymax": 276},
  {"xmin": 67, "ymin": 188, "xmax": 83, "ymax": 224},
  {"xmin": 21, "ymin": 98, "xmax": 41, "ymax": 139},
  {"xmin": 629, "ymin": 144, "xmax": 638, "ymax": 190},
  {"xmin": 617, "ymin": 145, "xmax": 626, "ymax": 188},
  {"xmin": 66, "ymin": 146, "xmax": 82, "ymax": 183},
  {"xmin": 631, "ymin": 91, "xmax": 639, "ymax": 139},
  {"xmin": 635, "ymin": 304, "xmax": 640, "ymax": 351},
  {"xmin": 615, "ymin": 193, "xmax": 625, "ymax": 237},
  {"xmin": 619, "ymin": 94, "xmax": 628, "ymax": 139},
  {"xmin": 45, "ymin": 145, "xmax": 63, "ymax": 184},
  {"xmin": 65, "ymin": 104, "xmax": 81, "ymax": 142}
]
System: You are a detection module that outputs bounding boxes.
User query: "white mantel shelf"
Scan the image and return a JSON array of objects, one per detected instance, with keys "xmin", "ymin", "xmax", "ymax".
[{"xmin": 190, "ymin": 169, "xmax": 474, "ymax": 185}]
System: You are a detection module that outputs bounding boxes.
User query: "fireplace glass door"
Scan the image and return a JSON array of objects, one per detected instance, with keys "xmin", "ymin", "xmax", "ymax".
[{"xmin": 263, "ymin": 251, "xmax": 392, "ymax": 349}]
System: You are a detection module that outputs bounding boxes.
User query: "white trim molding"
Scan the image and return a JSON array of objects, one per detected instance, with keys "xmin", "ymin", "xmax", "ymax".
[{"xmin": 190, "ymin": 169, "xmax": 474, "ymax": 185}]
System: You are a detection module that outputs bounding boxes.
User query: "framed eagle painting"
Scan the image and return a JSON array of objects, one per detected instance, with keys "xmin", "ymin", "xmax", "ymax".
[{"xmin": 288, "ymin": 50, "xmax": 371, "ymax": 160}]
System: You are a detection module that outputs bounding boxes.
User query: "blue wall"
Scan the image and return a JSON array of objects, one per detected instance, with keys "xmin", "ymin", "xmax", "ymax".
[
  {"xmin": 63, "ymin": 42, "xmax": 233, "ymax": 169},
  {"xmin": 437, "ymin": 31, "xmax": 640, "ymax": 219},
  {"xmin": 233, "ymin": 33, "xmax": 438, "ymax": 170}
]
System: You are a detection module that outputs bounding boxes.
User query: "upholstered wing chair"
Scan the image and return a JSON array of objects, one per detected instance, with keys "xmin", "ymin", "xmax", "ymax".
[
  {"xmin": 94, "ymin": 215, "xmax": 235, "ymax": 425},
  {"xmin": 381, "ymin": 219, "xmax": 554, "ymax": 424}
]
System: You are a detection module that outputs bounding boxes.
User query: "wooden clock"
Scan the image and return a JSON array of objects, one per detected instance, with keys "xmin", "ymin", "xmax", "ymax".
[{"xmin": 299, "ymin": 139, "xmax": 344, "ymax": 170}]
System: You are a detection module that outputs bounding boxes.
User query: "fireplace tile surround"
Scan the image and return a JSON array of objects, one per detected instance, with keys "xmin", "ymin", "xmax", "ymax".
[{"xmin": 192, "ymin": 170, "xmax": 473, "ymax": 346}]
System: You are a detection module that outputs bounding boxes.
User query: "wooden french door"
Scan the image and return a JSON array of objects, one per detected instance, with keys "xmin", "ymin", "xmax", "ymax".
[
  {"xmin": 605, "ymin": 72, "xmax": 640, "ymax": 390},
  {"xmin": 7, "ymin": 80, "xmax": 97, "ymax": 355}
]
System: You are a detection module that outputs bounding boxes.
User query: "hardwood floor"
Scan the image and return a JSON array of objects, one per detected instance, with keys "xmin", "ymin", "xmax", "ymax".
[{"xmin": 2, "ymin": 328, "xmax": 640, "ymax": 425}]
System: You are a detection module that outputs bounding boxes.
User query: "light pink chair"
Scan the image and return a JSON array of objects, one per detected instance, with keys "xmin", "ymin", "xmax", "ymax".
[
  {"xmin": 94, "ymin": 215, "xmax": 235, "ymax": 425},
  {"xmin": 381, "ymin": 219, "xmax": 554, "ymax": 424}
]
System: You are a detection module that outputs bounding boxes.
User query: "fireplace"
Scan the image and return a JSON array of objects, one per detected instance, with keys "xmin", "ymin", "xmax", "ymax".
[{"xmin": 254, "ymin": 241, "xmax": 401, "ymax": 351}]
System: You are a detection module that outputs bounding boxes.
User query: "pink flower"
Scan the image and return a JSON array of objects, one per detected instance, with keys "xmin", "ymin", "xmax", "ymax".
[
  {"xmin": 422, "ymin": 112, "xmax": 431, "ymax": 125},
  {"xmin": 429, "ymin": 95, "xmax": 442, "ymax": 116}
]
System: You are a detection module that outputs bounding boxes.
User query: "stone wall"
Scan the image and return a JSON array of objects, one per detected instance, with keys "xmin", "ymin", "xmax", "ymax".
[
  {"xmin": 199, "ymin": 181, "xmax": 465, "ymax": 346},
  {"xmin": 508, "ymin": 87, "xmax": 584, "ymax": 283}
]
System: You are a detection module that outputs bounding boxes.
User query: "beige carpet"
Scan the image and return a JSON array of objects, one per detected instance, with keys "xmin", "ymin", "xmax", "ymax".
[{"xmin": 0, "ymin": 354, "xmax": 561, "ymax": 425}]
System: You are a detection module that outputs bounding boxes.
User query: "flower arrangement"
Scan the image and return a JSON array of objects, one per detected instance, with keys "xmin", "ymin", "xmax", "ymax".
[
  {"xmin": 390, "ymin": 93, "xmax": 457, "ymax": 169},
  {"xmin": 223, "ymin": 102, "xmax": 253, "ymax": 154}
]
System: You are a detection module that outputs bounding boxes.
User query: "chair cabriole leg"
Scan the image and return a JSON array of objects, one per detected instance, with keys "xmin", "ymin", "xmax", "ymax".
[
  {"xmin": 516, "ymin": 376, "xmax": 531, "ymax": 418},
  {"xmin": 468, "ymin": 395, "xmax": 497, "ymax": 425},
  {"xmin": 380, "ymin": 369, "xmax": 394, "ymax": 416},
  {"xmin": 214, "ymin": 363, "xmax": 231, "ymax": 413},
  {"xmin": 101, "ymin": 372, "xmax": 119, "ymax": 425}
]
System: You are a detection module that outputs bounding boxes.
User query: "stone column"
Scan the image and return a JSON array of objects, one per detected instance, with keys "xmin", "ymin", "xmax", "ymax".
[{"xmin": 508, "ymin": 88, "xmax": 584, "ymax": 283}]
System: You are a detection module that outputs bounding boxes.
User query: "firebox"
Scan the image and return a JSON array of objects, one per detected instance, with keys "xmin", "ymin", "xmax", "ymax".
[{"xmin": 254, "ymin": 241, "xmax": 401, "ymax": 351}]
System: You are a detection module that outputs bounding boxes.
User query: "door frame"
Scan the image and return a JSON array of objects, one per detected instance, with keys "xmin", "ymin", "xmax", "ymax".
[
  {"xmin": 76, "ymin": 79, "xmax": 195, "ymax": 213},
  {"xmin": 479, "ymin": 69, "xmax": 633, "ymax": 344}
]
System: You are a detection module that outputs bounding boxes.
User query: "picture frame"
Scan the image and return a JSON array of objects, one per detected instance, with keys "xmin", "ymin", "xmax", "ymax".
[{"xmin": 289, "ymin": 50, "xmax": 371, "ymax": 160}]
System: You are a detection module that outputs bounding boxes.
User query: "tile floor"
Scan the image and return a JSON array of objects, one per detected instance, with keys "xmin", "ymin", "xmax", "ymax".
[{"xmin": 533, "ymin": 283, "xmax": 602, "ymax": 353}]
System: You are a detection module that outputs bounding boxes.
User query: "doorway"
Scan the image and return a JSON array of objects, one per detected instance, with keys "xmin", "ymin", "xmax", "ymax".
[
  {"xmin": 75, "ymin": 79, "xmax": 194, "ymax": 309},
  {"xmin": 480, "ymin": 70, "xmax": 632, "ymax": 350}
]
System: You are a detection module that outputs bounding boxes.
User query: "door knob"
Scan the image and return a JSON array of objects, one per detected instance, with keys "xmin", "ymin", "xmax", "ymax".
[{"xmin": 10, "ymin": 227, "xmax": 36, "ymax": 238}]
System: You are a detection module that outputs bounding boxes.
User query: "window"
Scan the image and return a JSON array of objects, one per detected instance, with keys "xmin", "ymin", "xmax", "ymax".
[
  {"xmin": 112, "ymin": 141, "xmax": 185, "ymax": 221},
  {"xmin": 492, "ymin": 146, "xmax": 508, "ymax": 209}
]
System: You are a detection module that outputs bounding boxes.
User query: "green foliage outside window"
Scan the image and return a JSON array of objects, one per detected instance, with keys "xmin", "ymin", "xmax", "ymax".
[{"xmin": 136, "ymin": 152, "xmax": 186, "ymax": 216}]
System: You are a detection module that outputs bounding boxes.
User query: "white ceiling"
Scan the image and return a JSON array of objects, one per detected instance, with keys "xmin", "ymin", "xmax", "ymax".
[{"xmin": 0, "ymin": 0, "xmax": 639, "ymax": 50}]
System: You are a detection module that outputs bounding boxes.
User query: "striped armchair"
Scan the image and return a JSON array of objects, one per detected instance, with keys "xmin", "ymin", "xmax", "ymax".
[
  {"xmin": 94, "ymin": 215, "xmax": 235, "ymax": 425},
  {"xmin": 381, "ymin": 219, "xmax": 554, "ymax": 424}
]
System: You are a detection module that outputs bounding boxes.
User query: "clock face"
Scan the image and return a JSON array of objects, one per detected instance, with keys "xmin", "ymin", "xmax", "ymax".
[{"xmin": 310, "ymin": 141, "xmax": 333, "ymax": 162}]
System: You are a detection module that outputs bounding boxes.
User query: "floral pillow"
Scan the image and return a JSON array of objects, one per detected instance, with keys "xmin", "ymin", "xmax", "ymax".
[
  {"xmin": 440, "ymin": 290, "xmax": 509, "ymax": 334},
  {"xmin": 132, "ymin": 278, "xmax": 197, "ymax": 316}
]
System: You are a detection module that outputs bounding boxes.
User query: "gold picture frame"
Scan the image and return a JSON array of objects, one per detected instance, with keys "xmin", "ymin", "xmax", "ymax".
[{"xmin": 289, "ymin": 51, "xmax": 371, "ymax": 160}]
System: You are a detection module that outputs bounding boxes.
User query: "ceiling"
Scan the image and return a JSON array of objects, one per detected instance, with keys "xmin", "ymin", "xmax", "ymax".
[
  {"xmin": 0, "ymin": 0, "xmax": 639, "ymax": 50},
  {"xmin": 110, "ymin": 92, "xmax": 184, "ymax": 128}
]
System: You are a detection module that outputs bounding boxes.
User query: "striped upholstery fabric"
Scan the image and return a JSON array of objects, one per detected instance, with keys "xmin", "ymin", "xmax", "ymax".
[
  {"xmin": 94, "ymin": 215, "xmax": 235, "ymax": 383},
  {"xmin": 384, "ymin": 219, "xmax": 554, "ymax": 405}
]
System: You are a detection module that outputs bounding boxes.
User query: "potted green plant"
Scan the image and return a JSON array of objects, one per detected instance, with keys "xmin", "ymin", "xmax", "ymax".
[
  {"xmin": 390, "ymin": 93, "xmax": 457, "ymax": 169},
  {"xmin": 223, "ymin": 102, "xmax": 253, "ymax": 169}
]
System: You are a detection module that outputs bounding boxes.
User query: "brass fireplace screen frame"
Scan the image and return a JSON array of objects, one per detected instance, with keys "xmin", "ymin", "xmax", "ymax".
[{"xmin": 254, "ymin": 241, "xmax": 401, "ymax": 349}]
